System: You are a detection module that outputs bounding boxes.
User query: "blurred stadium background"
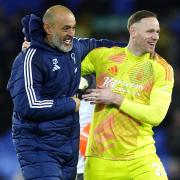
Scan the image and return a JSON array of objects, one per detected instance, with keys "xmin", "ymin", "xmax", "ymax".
[{"xmin": 0, "ymin": 0, "xmax": 180, "ymax": 179}]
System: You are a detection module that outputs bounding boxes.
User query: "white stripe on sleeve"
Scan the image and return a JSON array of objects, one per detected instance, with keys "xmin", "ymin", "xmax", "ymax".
[{"xmin": 24, "ymin": 48, "xmax": 54, "ymax": 108}]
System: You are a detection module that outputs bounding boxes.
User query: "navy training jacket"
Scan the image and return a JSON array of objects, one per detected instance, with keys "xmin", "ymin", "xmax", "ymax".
[
  {"xmin": 8, "ymin": 14, "xmax": 126, "ymax": 122},
  {"xmin": 7, "ymin": 14, "xmax": 126, "ymax": 180}
]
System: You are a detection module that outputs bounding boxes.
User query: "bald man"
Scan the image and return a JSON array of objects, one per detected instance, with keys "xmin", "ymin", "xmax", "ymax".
[{"xmin": 7, "ymin": 5, "xmax": 126, "ymax": 180}]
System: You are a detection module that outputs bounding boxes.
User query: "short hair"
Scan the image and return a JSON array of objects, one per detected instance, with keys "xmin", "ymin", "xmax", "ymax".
[{"xmin": 127, "ymin": 10, "xmax": 157, "ymax": 30}]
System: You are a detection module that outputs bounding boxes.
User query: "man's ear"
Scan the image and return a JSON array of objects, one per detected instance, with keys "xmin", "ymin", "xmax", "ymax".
[
  {"xmin": 129, "ymin": 25, "xmax": 137, "ymax": 38},
  {"xmin": 43, "ymin": 23, "xmax": 52, "ymax": 35}
]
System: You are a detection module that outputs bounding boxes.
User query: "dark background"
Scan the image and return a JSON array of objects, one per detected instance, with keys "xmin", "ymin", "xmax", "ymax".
[{"xmin": 0, "ymin": 0, "xmax": 180, "ymax": 179}]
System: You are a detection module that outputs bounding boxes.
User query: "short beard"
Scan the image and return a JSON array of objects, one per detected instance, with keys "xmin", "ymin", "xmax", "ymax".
[{"xmin": 50, "ymin": 34, "xmax": 73, "ymax": 52}]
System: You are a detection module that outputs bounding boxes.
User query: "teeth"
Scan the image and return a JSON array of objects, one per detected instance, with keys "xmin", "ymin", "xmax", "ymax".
[
  {"xmin": 64, "ymin": 40, "xmax": 71, "ymax": 44},
  {"xmin": 149, "ymin": 43, "xmax": 155, "ymax": 46}
]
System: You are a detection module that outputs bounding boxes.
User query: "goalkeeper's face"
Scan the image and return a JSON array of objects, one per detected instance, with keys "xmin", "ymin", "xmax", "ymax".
[
  {"xmin": 50, "ymin": 13, "xmax": 76, "ymax": 52},
  {"xmin": 133, "ymin": 17, "xmax": 160, "ymax": 54}
]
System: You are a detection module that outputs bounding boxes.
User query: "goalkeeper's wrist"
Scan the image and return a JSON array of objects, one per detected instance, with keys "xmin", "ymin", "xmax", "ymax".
[{"xmin": 112, "ymin": 93, "xmax": 124, "ymax": 107}]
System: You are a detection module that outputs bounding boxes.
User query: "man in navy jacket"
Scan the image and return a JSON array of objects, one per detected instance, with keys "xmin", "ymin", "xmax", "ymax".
[{"xmin": 7, "ymin": 5, "xmax": 126, "ymax": 180}]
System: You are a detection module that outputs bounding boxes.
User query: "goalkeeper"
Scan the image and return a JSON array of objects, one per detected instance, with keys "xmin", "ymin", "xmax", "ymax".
[{"xmin": 82, "ymin": 10, "xmax": 174, "ymax": 180}]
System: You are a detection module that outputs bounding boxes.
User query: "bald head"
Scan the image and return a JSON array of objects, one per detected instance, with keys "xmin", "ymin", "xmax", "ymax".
[
  {"xmin": 43, "ymin": 5, "xmax": 76, "ymax": 52},
  {"xmin": 43, "ymin": 5, "xmax": 75, "ymax": 26}
]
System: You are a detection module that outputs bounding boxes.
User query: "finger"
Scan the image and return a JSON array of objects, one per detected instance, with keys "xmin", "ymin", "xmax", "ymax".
[
  {"xmin": 97, "ymin": 85, "xmax": 104, "ymax": 89},
  {"xmin": 82, "ymin": 93, "xmax": 92, "ymax": 99},
  {"xmin": 90, "ymin": 99, "xmax": 101, "ymax": 104},
  {"xmin": 83, "ymin": 95, "xmax": 98, "ymax": 102},
  {"xmin": 84, "ymin": 96, "xmax": 95, "ymax": 101},
  {"xmin": 84, "ymin": 98, "xmax": 96, "ymax": 103},
  {"xmin": 86, "ymin": 88, "xmax": 100, "ymax": 93},
  {"xmin": 85, "ymin": 89, "xmax": 93, "ymax": 93}
]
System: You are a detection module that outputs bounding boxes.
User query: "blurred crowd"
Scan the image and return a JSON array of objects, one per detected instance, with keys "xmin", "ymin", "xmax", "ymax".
[{"xmin": 0, "ymin": 0, "xmax": 180, "ymax": 179}]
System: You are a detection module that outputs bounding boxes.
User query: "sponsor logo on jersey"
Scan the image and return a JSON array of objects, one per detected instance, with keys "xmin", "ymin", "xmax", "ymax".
[{"xmin": 108, "ymin": 65, "xmax": 118, "ymax": 75}]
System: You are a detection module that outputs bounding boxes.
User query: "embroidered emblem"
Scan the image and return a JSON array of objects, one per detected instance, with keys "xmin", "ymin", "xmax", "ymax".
[{"xmin": 52, "ymin": 58, "xmax": 60, "ymax": 71}]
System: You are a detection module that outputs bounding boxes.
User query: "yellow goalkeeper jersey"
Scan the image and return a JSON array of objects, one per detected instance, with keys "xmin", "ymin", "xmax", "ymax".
[{"xmin": 81, "ymin": 46, "xmax": 174, "ymax": 160}]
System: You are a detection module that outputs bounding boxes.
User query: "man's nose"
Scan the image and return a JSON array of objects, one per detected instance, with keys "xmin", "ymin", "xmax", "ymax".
[
  {"xmin": 152, "ymin": 33, "xmax": 159, "ymax": 40},
  {"xmin": 67, "ymin": 28, "xmax": 75, "ymax": 36}
]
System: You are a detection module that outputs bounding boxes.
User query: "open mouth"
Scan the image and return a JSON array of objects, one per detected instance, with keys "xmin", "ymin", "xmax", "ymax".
[
  {"xmin": 148, "ymin": 42, "xmax": 156, "ymax": 47},
  {"xmin": 64, "ymin": 39, "xmax": 72, "ymax": 46}
]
